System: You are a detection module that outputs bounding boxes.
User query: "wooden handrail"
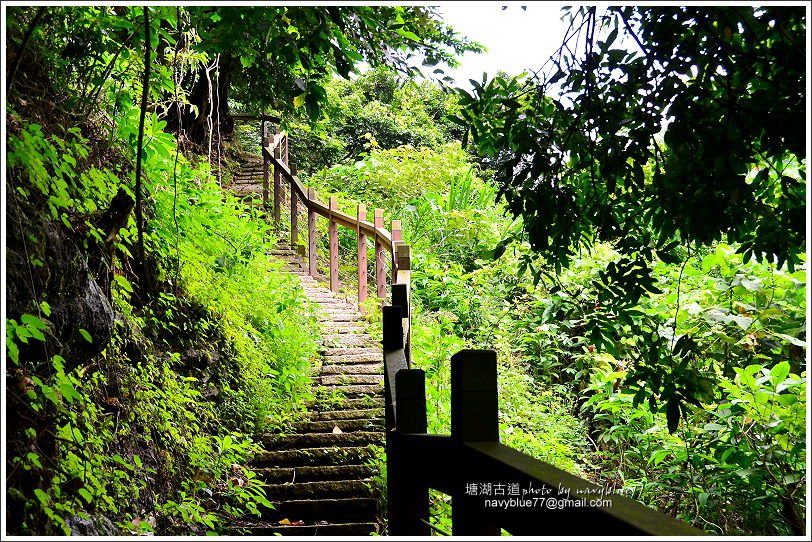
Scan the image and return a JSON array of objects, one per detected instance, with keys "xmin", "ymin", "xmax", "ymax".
[
  {"xmin": 255, "ymin": 128, "xmax": 402, "ymax": 308},
  {"xmin": 264, "ymin": 139, "xmax": 395, "ymax": 250},
  {"xmin": 382, "ymin": 309, "xmax": 706, "ymax": 536},
  {"xmin": 240, "ymin": 115, "xmax": 701, "ymax": 536}
]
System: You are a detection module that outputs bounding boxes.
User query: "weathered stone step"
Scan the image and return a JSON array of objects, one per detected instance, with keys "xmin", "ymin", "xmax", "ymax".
[
  {"xmin": 321, "ymin": 334, "xmax": 377, "ymax": 347},
  {"xmin": 318, "ymin": 312, "xmax": 362, "ymax": 322},
  {"xmin": 249, "ymin": 522, "xmax": 378, "ymax": 536},
  {"xmin": 321, "ymin": 322, "xmax": 367, "ymax": 333},
  {"xmin": 262, "ymin": 431, "xmax": 383, "ymax": 450},
  {"xmin": 321, "ymin": 346, "xmax": 380, "ymax": 356},
  {"xmin": 262, "ymin": 497, "xmax": 378, "ymax": 523},
  {"xmin": 313, "ymin": 374, "xmax": 381, "ymax": 386},
  {"xmin": 323, "ymin": 352, "xmax": 381, "ymax": 363},
  {"xmin": 315, "ymin": 304, "xmax": 358, "ymax": 314},
  {"xmin": 264, "ymin": 479, "xmax": 374, "ymax": 500},
  {"xmin": 307, "ymin": 408, "xmax": 384, "ymax": 421},
  {"xmin": 256, "ymin": 465, "xmax": 374, "ymax": 484},
  {"xmin": 318, "ymin": 363, "xmax": 382, "ymax": 375},
  {"xmin": 299, "ymin": 418, "xmax": 383, "ymax": 432},
  {"xmin": 318, "ymin": 384, "xmax": 383, "ymax": 397},
  {"xmin": 251, "ymin": 446, "xmax": 375, "ymax": 467}
]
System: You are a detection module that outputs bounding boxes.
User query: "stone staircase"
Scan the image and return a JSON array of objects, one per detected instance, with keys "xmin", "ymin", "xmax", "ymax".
[{"xmin": 242, "ymin": 238, "xmax": 385, "ymax": 536}]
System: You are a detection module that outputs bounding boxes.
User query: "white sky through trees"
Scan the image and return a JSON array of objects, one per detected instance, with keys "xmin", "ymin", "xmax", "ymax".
[{"xmin": 436, "ymin": 2, "xmax": 571, "ymax": 88}]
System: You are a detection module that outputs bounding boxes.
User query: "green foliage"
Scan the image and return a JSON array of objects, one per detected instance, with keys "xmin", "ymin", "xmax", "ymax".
[
  {"xmin": 310, "ymin": 142, "xmax": 473, "ymax": 208},
  {"xmin": 6, "ymin": 107, "xmax": 316, "ymax": 536},
  {"xmin": 581, "ymin": 360, "xmax": 805, "ymax": 534},
  {"xmin": 453, "ymin": 5, "xmax": 806, "ymax": 310},
  {"xmin": 287, "ymin": 67, "xmax": 465, "ymax": 172}
]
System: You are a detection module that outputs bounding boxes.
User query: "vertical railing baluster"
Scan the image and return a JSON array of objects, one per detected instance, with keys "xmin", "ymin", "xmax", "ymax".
[
  {"xmin": 357, "ymin": 204, "xmax": 368, "ymax": 308},
  {"xmin": 307, "ymin": 187, "xmax": 317, "ymax": 276},
  {"xmin": 262, "ymin": 125, "xmax": 269, "ymax": 209},
  {"xmin": 450, "ymin": 350, "xmax": 500, "ymax": 536},
  {"xmin": 290, "ymin": 164, "xmax": 298, "ymax": 251},
  {"xmin": 391, "ymin": 219, "xmax": 402, "ymax": 277},
  {"xmin": 273, "ymin": 129, "xmax": 282, "ymax": 227},
  {"xmin": 329, "ymin": 196, "xmax": 339, "ymax": 292},
  {"xmin": 374, "ymin": 208, "xmax": 386, "ymax": 301}
]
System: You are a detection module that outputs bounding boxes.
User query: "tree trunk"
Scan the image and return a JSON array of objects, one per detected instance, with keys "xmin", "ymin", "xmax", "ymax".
[{"xmin": 168, "ymin": 53, "xmax": 235, "ymax": 145}]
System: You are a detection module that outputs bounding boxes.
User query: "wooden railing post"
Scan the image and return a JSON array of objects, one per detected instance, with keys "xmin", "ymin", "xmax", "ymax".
[
  {"xmin": 383, "ymin": 305, "xmax": 429, "ymax": 536},
  {"xmin": 397, "ymin": 244, "xmax": 411, "ymax": 361},
  {"xmin": 290, "ymin": 164, "xmax": 298, "ymax": 249},
  {"xmin": 450, "ymin": 350, "xmax": 500, "ymax": 536},
  {"xmin": 262, "ymin": 129, "xmax": 269, "ymax": 208},
  {"xmin": 307, "ymin": 187, "xmax": 317, "ymax": 276},
  {"xmin": 273, "ymin": 131, "xmax": 282, "ymax": 227},
  {"xmin": 357, "ymin": 204, "xmax": 368, "ymax": 307},
  {"xmin": 374, "ymin": 209, "xmax": 386, "ymax": 301},
  {"xmin": 391, "ymin": 219, "xmax": 402, "ymax": 276},
  {"xmin": 391, "ymin": 281, "xmax": 411, "ymax": 364},
  {"xmin": 329, "ymin": 196, "xmax": 339, "ymax": 292}
]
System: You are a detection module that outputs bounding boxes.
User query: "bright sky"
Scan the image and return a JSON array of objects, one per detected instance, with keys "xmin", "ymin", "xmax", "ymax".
[{"xmin": 435, "ymin": 2, "xmax": 573, "ymax": 88}]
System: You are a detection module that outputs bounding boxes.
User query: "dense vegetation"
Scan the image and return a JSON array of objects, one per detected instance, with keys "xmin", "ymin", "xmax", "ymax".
[
  {"xmin": 4, "ymin": 5, "xmax": 473, "ymax": 535},
  {"xmin": 292, "ymin": 66, "xmax": 807, "ymax": 535},
  {"xmin": 4, "ymin": 4, "xmax": 807, "ymax": 537}
]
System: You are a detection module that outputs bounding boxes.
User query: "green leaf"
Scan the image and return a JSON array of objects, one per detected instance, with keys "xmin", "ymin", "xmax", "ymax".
[
  {"xmin": 78, "ymin": 488, "xmax": 93, "ymax": 503},
  {"xmin": 114, "ymin": 275, "xmax": 134, "ymax": 293},
  {"xmin": 34, "ymin": 488, "xmax": 49, "ymax": 505},
  {"xmin": 39, "ymin": 301, "xmax": 52, "ymax": 317},
  {"xmin": 79, "ymin": 328, "xmax": 93, "ymax": 343},
  {"xmin": 21, "ymin": 314, "xmax": 48, "ymax": 330},
  {"xmin": 770, "ymin": 361, "xmax": 790, "ymax": 385}
]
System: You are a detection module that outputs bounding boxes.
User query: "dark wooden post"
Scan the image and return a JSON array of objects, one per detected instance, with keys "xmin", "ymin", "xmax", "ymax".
[
  {"xmin": 329, "ymin": 196, "xmax": 339, "ymax": 292},
  {"xmin": 383, "ymin": 306, "xmax": 429, "ymax": 536},
  {"xmin": 451, "ymin": 350, "xmax": 500, "ymax": 536},
  {"xmin": 273, "ymin": 132, "xmax": 282, "ymax": 227},
  {"xmin": 307, "ymin": 187, "xmax": 317, "ymax": 276},
  {"xmin": 391, "ymin": 281, "xmax": 411, "ymax": 365},
  {"xmin": 393, "ymin": 369, "xmax": 430, "ymax": 536},
  {"xmin": 357, "ymin": 204, "xmax": 368, "ymax": 307},
  {"xmin": 374, "ymin": 208, "xmax": 386, "ymax": 300},
  {"xmin": 262, "ymin": 127, "xmax": 269, "ymax": 208},
  {"xmin": 290, "ymin": 167, "xmax": 299, "ymax": 249},
  {"xmin": 391, "ymin": 219, "xmax": 402, "ymax": 276}
]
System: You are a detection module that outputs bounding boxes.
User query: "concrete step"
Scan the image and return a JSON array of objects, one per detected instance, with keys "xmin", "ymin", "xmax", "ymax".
[
  {"xmin": 321, "ymin": 322, "xmax": 367, "ymax": 333},
  {"xmin": 321, "ymin": 334, "xmax": 377, "ymax": 347},
  {"xmin": 307, "ymin": 398, "xmax": 384, "ymax": 412},
  {"xmin": 256, "ymin": 465, "xmax": 374, "ymax": 484},
  {"xmin": 251, "ymin": 446, "xmax": 376, "ymax": 467},
  {"xmin": 318, "ymin": 312, "xmax": 362, "ymax": 322},
  {"xmin": 318, "ymin": 363, "xmax": 382, "ymax": 375},
  {"xmin": 307, "ymin": 408, "xmax": 385, "ymax": 421},
  {"xmin": 262, "ymin": 431, "xmax": 383, "ymax": 450},
  {"xmin": 317, "ymin": 384, "xmax": 384, "ymax": 397},
  {"xmin": 298, "ymin": 418, "xmax": 383, "ymax": 432},
  {"xmin": 323, "ymin": 352, "xmax": 381, "ymax": 364},
  {"xmin": 312, "ymin": 374, "xmax": 382, "ymax": 386},
  {"xmin": 263, "ymin": 479, "xmax": 374, "ymax": 500},
  {"xmin": 248, "ymin": 522, "xmax": 378, "ymax": 536},
  {"xmin": 321, "ymin": 346, "xmax": 380, "ymax": 356},
  {"xmin": 262, "ymin": 497, "xmax": 378, "ymax": 523}
]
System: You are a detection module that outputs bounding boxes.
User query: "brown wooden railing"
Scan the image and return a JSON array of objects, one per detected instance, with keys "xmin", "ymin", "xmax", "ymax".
[
  {"xmin": 249, "ymin": 116, "xmax": 703, "ymax": 536},
  {"xmin": 255, "ymin": 118, "xmax": 409, "ymax": 309}
]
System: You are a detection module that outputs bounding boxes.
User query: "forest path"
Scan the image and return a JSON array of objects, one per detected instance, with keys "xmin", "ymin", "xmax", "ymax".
[{"xmin": 229, "ymin": 158, "xmax": 385, "ymax": 536}]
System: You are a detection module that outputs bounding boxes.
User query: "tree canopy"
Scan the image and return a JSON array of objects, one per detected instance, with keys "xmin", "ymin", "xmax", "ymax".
[
  {"xmin": 455, "ymin": 6, "xmax": 806, "ymax": 274},
  {"xmin": 7, "ymin": 5, "xmax": 481, "ymax": 143},
  {"xmin": 452, "ymin": 5, "xmax": 806, "ymax": 431}
]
